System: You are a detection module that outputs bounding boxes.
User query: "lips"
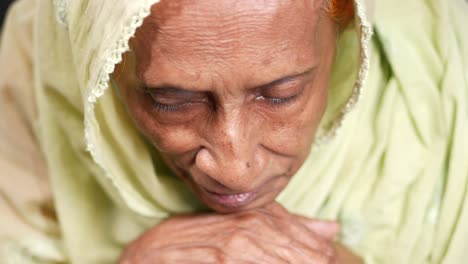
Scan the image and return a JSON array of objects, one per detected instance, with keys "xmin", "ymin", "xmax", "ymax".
[{"xmin": 203, "ymin": 189, "xmax": 257, "ymax": 208}]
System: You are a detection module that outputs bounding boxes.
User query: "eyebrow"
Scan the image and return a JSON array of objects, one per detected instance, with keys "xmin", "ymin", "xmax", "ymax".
[
  {"xmin": 256, "ymin": 65, "xmax": 318, "ymax": 90},
  {"xmin": 145, "ymin": 86, "xmax": 200, "ymax": 96},
  {"xmin": 145, "ymin": 65, "xmax": 318, "ymax": 93}
]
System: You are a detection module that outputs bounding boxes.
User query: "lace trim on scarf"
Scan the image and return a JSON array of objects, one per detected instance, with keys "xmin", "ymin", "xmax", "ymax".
[
  {"xmin": 83, "ymin": 2, "xmax": 162, "ymax": 217},
  {"xmin": 314, "ymin": 0, "xmax": 373, "ymax": 147},
  {"xmin": 53, "ymin": 0, "xmax": 68, "ymax": 27},
  {"xmin": 82, "ymin": 0, "xmax": 371, "ymax": 215}
]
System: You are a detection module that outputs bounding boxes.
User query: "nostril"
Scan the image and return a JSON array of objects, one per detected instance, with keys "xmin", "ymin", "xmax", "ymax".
[
  {"xmin": 194, "ymin": 145, "xmax": 265, "ymax": 192},
  {"xmin": 195, "ymin": 148, "xmax": 217, "ymax": 173}
]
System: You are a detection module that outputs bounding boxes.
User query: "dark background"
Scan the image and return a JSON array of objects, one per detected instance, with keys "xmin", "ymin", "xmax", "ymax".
[{"xmin": 1, "ymin": 0, "xmax": 15, "ymax": 28}]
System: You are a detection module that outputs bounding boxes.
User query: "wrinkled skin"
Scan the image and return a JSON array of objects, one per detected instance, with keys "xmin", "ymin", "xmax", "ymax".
[
  {"xmin": 115, "ymin": 0, "xmax": 362, "ymax": 263},
  {"xmin": 119, "ymin": 202, "xmax": 362, "ymax": 264},
  {"xmin": 117, "ymin": 0, "xmax": 334, "ymax": 213}
]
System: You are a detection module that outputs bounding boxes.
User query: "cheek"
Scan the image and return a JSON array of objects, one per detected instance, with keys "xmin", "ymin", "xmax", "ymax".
[{"xmin": 260, "ymin": 83, "xmax": 328, "ymax": 157}]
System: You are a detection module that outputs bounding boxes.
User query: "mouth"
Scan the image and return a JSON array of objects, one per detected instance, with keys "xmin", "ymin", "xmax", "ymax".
[{"xmin": 202, "ymin": 188, "xmax": 258, "ymax": 208}]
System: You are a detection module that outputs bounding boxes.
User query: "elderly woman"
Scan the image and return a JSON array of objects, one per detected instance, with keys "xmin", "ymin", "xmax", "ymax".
[{"xmin": 0, "ymin": 0, "xmax": 467, "ymax": 263}]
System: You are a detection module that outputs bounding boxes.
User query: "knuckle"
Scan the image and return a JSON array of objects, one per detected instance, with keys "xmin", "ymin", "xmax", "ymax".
[
  {"xmin": 201, "ymin": 247, "xmax": 227, "ymax": 264},
  {"xmin": 313, "ymin": 246, "xmax": 338, "ymax": 263},
  {"xmin": 225, "ymin": 229, "xmax": 251, "ymax": 247},
  {"xmin": 235, "ymin": 211, "xmax": 274, "ymax": 231},
  {"xmin": 215, "ymin": 249, "xmax": 228, "ymax": 264},
  {"xmin": 307, "ymin": 254, "xmax": 334, "ymax": 264},
  {"xmin": 237, "ymin": 211, "xmax": 264, "ymax": 225},
  {"xmin": 162, "ymin": 246, "xmax": 226, "ymax": 264},
  {"xmin": 317, "ymin": 251, "xmax": 338, "ymax": 264},
  {"xmin": 320, "ymin": 241, "xmax": 337, "ymax": 258},
  {"xmin": 311, "ymin": 239, "xmax": 336, "ymax": 257}
]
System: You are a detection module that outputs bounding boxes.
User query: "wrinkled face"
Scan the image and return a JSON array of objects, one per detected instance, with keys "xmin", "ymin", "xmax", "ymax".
[{"xmin": 115, "ymin": 0, "xmax": 338, "ymax": 213}]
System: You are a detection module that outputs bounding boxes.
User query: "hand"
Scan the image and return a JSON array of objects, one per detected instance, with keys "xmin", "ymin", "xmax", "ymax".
[{"xmin": 119, "ymin": 202, "xmax": 344, "ymax": 264}]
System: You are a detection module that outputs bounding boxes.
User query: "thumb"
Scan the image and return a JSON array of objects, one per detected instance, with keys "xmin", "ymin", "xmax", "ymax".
[{"xmin": 294, "ymin": 215, "xmax": 340, "ymax": 241}]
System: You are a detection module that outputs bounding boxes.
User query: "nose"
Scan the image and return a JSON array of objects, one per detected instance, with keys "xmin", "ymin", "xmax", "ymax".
[{"xmin": 195, "ymin": 112, "xmax": 266, "ymax": 192}]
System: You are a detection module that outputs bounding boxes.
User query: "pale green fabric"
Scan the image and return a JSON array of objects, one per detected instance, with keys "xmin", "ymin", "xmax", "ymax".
[
  {"xmin": 0, "ymin": 0, "xmax": 467, "ymax": 263},
  {"xmin": 280, "ymin": 1, "xmax": 468, "ymax": 264}
]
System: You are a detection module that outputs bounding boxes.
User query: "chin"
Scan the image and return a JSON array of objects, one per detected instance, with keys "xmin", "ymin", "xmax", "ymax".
[{"xmin": 176, "ymin": 168, "xmax": 290, "ymax": 213}]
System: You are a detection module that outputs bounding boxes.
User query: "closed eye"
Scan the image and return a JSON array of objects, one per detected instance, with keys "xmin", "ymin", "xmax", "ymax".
[
  {"xmin": 145, "ymin": 87, "xmax": 209, "ymax": 112},
  {"xmin": 256, "ymin": 78, "xmax": 305, "ymax": 106}
]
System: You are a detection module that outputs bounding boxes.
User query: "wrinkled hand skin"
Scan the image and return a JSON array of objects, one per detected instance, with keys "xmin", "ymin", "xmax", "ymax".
[{"xmin": 118, "ymin": 203, "xmax": 363, "ymax": 264}]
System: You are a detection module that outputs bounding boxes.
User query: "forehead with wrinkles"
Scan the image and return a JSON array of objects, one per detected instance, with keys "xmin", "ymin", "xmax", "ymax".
[{"xmin": 131, "ymin": 0, "xmax": 325, "ymax": 89}]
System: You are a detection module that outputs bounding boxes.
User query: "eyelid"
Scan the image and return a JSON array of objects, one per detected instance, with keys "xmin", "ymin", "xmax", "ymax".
[
  {"xmin": 254, "ymin": 64, "xmax": 318, "ymax": 91},
  {"xmin": 145, "ymin": 87, "xmax": 211, "ymax": 113},
  {"xmin": 146, "ymin": 87, "xmax": 210, "ymax": 101},
  {"xmin": 260, "ymin": 78, "xmax": 303, "ymax": 99}
]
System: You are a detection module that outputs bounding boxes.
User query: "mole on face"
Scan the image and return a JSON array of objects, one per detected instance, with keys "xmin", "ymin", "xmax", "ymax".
[{"xmin": 118, "ymin": 0, "xmax": 338, "ymax": 213}]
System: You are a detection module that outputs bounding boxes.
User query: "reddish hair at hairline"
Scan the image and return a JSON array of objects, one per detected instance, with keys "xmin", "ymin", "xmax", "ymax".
[{"xmin": 325, "ymin": 0, "xmax": 355, "ymax": 27}]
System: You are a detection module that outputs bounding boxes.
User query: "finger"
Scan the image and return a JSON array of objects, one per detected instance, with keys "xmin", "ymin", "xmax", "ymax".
[
  {"xmin": 293, "ymin": 215, "xmax": 340, "ymax": 241},
  {"xmin": 262, "ymin": 203, "xmax": 340, "ymax": 241},
  {"xmin": 335, "ymin": 242, "xmax": 364, "ymax": 264},
  {"xmin": 224, "ymin": 224, "xmax": 335, "ymax": 264},
  {"xmin": 149, "ymin": 246, "xmax": 225, "ymax": 264},
  {"xmin": 271, "ymin": 215, "xmax": 336, "ymax": 259},
  {"xmin": 260, "ymin": 204, "xmax": 338, "ymax": 256},
  {"xmin": 277, "ymin": 240, "xmax": 338, "ymax": 264},
  {"xmin": 262, "ymin": 201, "xmax": 289, "ymax": 216},
  {"xmin": 290, "ymin": 240, "xmax": 337, "ymax": 263},
  {"xmin": 223, "ymin": 230, "xmax": 289, "ymax": 264},
  {"xmin": 241, "ymin": 232, "xmax": 333, "ymax": 264}
]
